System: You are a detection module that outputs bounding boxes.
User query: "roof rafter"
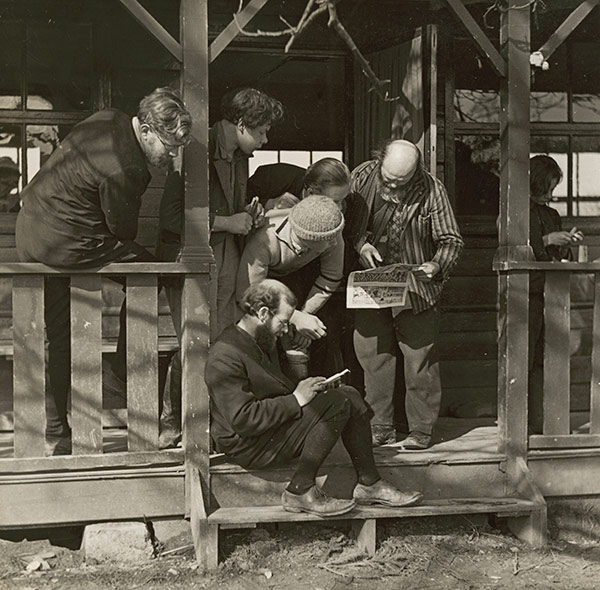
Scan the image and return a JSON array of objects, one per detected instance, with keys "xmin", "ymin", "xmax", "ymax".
[
  {"xmin": 209, "ymin": 0, "xmax": 271, "ymax": 63},
  {"xmin": 117, "ymin": 0, "xmax": 183, "ymax": 62},
  {"xmin": 444, "ymin": 0, "xmax": 506, "ymax": 77},
  {"xmin": 537, "ymin": 0, "xmax": 599, "ymax": 60}
]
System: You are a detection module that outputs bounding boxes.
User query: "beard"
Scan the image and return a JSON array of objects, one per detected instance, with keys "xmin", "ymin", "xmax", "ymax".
[
  {"xmin": 379, "ymin": 180, "xmax": 405, "ymax": 204},
  {"xmin": 255, "ymin": 322, "xmax": 277, "ymax": 353}
]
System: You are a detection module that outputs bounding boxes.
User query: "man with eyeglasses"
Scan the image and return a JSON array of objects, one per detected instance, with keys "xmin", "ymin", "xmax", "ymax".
[
  {"xmin": 16, "ymin": 87, "xmax": 192, "ymax": 455},
  {"xmin": 351, "ymin": 139, "xmax": 463, "ymax": 450},
  {"xmin": 205, "ymin": 279, "xmax": 423, "ymax": 517}
]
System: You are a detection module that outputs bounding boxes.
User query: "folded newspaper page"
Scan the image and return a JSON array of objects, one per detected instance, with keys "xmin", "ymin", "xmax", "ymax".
[{"xmin": 346, "ymin": 263, "xmax": 418, "ymax": 309}]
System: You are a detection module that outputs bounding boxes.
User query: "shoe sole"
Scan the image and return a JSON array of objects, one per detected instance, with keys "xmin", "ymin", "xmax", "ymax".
[
  {"xmin": 282, "ymin": 503, "xmax": 356, "ymax": 518},
  {"xmin": 354, "ymin": 493, "xmax": 423, "ymax": 508}
]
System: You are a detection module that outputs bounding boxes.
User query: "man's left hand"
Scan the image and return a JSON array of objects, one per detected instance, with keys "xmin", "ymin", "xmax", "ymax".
[{"xmin": 413, "ymin": 261, "xmax": 441, "ymax": 282}]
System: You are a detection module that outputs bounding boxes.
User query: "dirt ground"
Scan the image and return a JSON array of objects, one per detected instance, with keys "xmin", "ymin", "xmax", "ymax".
[{"xmin": 2, "ymin": 510, "xmax": 600, "ymax": 590}]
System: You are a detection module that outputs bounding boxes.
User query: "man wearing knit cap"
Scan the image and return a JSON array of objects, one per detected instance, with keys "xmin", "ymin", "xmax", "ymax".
[
  {"xmin": 351, "ymin": 139, "xmax": 463, "ymax": 450},
  {"xmin": 236, "ymin": 195, "xmax": 345, "ymax": 373}
]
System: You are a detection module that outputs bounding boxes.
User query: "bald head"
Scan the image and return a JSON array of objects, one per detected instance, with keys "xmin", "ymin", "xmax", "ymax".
[{"xmin": 380, "ymin": 140, "xmax": 421, "ymax": 187}]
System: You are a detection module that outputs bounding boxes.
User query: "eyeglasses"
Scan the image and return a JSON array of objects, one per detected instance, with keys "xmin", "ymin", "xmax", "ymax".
[
  {"xmin": 268, "ymin": 310, "xmax": 290, "ymax": 330},
  {"xmin": 149, "ymin": 127, "xmax": 187, "ymax": 155}
]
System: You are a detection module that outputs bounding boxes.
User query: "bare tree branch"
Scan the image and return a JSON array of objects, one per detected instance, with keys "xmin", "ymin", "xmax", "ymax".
[{"xmin": 232, "ymin": 0, "xmax": 400, "ymax": 102}]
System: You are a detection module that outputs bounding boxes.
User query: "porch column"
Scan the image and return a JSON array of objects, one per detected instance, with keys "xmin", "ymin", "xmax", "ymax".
[
  {"xmin": 497, "ymin": 2, "xmax": 532, "ymax": 472},
  {"xmin": 180, "ymin": 0, "xmax": 215, "ymax": 571}
]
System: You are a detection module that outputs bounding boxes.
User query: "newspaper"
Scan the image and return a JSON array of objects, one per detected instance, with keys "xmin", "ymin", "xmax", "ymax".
[{"xmin": 346, "ymin": 263, "xmax": 418, "ymax": 309}]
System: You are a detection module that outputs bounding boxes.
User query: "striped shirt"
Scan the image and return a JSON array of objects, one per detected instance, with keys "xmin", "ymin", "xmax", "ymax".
[{"xmin": 350, "ymin": 160, "xmax": 463, "ymax": 313}]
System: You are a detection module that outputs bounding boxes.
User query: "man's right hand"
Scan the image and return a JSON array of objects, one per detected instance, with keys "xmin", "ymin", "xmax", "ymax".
[
  {"xmin": 359, "ymin": 243, "xmax": 383, "ymax": 269},
  {"xmin": 227, "ymin": 212, "xmax": 253, "ymax": 235},
  {"xmin": 291, "ymin": 310, "xmax": 327, "ymax": 340},
  {"xmin": 265, "ymin": 192, "xmax": 300, "ymax": 212},
  {"xmin": 293, "ymin": 376, "xmax": 326, "ymax": 407}
]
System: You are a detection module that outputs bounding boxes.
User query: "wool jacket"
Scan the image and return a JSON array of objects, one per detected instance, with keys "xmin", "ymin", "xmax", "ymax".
[
  {"xmin": 16, "ymin": 109, "xmax": 150, "ymax": 268},
  {"xmin": 205, "ymin": 324, "xmax": 301, "ymax": 457},
  {"xmin": 236, "ymin": 213, "xmax": 344, "ymax": 314},
  {"xmin": 350, "ymin": 160, "xmax": 464, "ymax": 313}
]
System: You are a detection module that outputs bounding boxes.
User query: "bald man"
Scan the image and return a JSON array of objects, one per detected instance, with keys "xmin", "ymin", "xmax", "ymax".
[{"xmin": 350, "ymin": 139, "xmax": 463, "ymax": 449}]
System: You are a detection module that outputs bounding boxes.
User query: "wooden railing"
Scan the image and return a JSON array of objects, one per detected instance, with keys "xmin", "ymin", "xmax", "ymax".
[
  {"xmin": 496, "ymin": 259, "xmax": 600, "ymax": 451},
  {"xmin": 1, "ymin": 261, "xmax": 210, "ymax": 466}
]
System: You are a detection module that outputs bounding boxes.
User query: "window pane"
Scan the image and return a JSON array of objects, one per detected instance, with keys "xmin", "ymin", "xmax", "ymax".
[
  {"xmin": 312, "ymin": 151, "xmax": 344, "ymax": 163},
  {"xmin": 454, "ymin": 135, "xmax": 500, "ymax": 216},
  {"xmin": 0, "ymin": 124, "xmax": 22, "ymax": 212},
  {"xmin": 26, "ymin": 23, "xmax": 92, "ymax": 111},
  {"xmin": 280, "ymin": 151, "xmax": 310, "ymax": 168},
  {"xmin": 572, "ymin": 136, "xmax": 600, "ymax": 217},
  {"xmin": 530, "ymin": 92, "xmax": 568, "ymax": 122},
  {"xmin": 0, "ymin": 22, "xmax": 22, "ymax": 110},
  {"xmin": 249, "ymin": 150, "xmax": 278, "ymax": 176},
  {"xmin": 26, "ymin": 124, "xmax": 73, "ymax": 182},
  {"xmin": 454, "ymin": 90, "xmax": 499, "ymax": 123},
  {"xmin": 573, "ymin": 94, "xmax": 600, "ymax": 123}
]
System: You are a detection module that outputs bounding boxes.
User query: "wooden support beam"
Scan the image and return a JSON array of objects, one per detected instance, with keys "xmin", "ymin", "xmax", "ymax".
[
  {"xmin": 538, "ymin": 0, "xmax": 600, "ymax": 61},
  {"xmin": 117, "ymin": 0, "xmax": 183, "ymax": 62},
  {"xmin": 209, "ymin": 0, "xmax": 270, "ymax": 63},
  {"xmin": 496, "ymin": 2, "xmax": 531, "ymax": 475},
  {"xmin": 444, "ymin": 0, "xmax": 506, "ymax": 77},
  {"xmin": 591, "ymin": 272, "xmax": 600, "ymax": 433}
]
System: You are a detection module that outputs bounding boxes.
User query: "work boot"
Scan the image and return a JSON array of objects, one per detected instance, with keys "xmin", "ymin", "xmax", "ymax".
[
  {"xmin": 353, "ymin": 479, "xmax": 423, "ymax": 507},
  {"xmin": 371, "ymin": 424, "xmax": 396, "ymax": 447},
  {"xmin": 400, "ymin": 431, "xmax": 431, "ymax": 450},
  {"xmin": 282, "ymin": 486, "xmax": 356, "ymax": 517}
]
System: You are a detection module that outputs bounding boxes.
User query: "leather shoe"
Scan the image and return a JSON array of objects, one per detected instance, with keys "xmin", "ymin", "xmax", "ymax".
[
  {"xmin": 353, "ymin": 479, "xmax": 423, "ymax": 507},
  {"xmin": 45, "ymin": 436, "xmax": 72, "ymax": 456},
  {"xmin": 282, "ymin": 486, "xmax": 356, "ymax": 517},
  {"xmin": 400, "ymin": 431, "xmax": 431, "ymax": 450},
  {"xmin": 371, "ymin": 424, "xmax": 396, "ymax": 447}
]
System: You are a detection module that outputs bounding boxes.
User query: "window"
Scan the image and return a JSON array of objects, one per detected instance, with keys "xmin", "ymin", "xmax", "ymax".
[
  {"xmin": 452, "ymin": 39, "xmax": 600, "ymax": 217},
  {"xmin": 249, "ymin": 150, "xmax": 344, "ymax": 176}
]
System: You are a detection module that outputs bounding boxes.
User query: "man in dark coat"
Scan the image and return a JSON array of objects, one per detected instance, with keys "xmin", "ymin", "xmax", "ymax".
[
  {"xmin": 16, "ymin": 87, "xmax": 192, "ymax": 455},
  {"xmin": 205, "ymin": 279, "xmax": 423, "ymax": 517}
]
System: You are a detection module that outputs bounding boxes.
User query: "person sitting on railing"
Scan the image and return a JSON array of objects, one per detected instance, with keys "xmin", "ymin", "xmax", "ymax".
[
  {"xmin": 528, "ymin": 154, "xmax": 584, "ymax": 434},
  {"xmin": 15, "ymin": 87, "xmax": 193, "ymax": 456},
  {"xmin": 205, "ymin": 279, "xmax": 423, "ymax": 517}
]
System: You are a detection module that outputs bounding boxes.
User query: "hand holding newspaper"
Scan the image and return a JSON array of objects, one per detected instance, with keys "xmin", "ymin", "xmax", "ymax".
[{"xmin": 346, "ymin": 263, "xmax": 419, "ymax": 309}]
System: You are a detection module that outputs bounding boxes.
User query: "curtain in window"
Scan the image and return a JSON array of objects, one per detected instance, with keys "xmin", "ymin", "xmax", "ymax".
[{"xmin": 353, "ymin": 30, "xmax": 424, "ymax": 167}]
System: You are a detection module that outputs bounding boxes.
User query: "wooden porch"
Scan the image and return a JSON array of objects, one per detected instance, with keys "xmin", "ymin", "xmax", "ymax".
[{"xmin": 0, "ymin": 0, "xmax": 600, "ymax": 574}]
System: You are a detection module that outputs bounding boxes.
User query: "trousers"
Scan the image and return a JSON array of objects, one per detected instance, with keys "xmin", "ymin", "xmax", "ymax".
[{"xmin": 353, "ymin": 305, "xmax": 441, "ymax": 435}]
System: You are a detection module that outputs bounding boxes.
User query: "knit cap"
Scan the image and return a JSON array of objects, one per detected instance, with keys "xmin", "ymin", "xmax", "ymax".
[{"xmin": 288, "ymin": 195, "xmax": 344, "ymax": 242}]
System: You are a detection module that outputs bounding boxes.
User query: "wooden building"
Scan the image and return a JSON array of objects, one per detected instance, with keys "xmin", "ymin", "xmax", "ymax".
[{"xmin": 1, "ymin": 0, "xmax": 600, "ymax": 571}]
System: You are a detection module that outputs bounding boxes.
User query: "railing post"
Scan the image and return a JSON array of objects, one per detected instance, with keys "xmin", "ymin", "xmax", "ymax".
[
  {"xmin": 497, "ymin": 1, "xmax": 532, "ymax": 489},
  {"xmin": 12, "ymin": 275, "xmax": 46, "ymax": 458}
]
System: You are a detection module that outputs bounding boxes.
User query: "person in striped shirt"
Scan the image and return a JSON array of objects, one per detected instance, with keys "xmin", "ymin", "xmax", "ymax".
[{"xmin": 351, "ymin": 139, "xmax": 464, "ymax": 449}]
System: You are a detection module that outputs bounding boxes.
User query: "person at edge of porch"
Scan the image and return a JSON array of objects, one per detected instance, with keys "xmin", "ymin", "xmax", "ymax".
[
  {"xmin": 156, "ymin": 87, "xmax": 283, "ymax": 449},
  {"xmin": 527, "ymin": 155, "xmax": 583, "ymax": 435},
  {"xmin": 235, "ymin": 195, "xmax": 345, "ymax": 383},
  {"xmin": 351, "ymin": 139, "xmax": 464, "ymax": 450},
  {"xmin": 246, "ymin": 158, "xmax": 367, "ymax": 381},
  {"xmin": 205, "ymin": 279, "xmax": 423, "ymax": 517},
  {"xmin": 15, "ymin": 87, "xmax": 192, "ymax": 456}
]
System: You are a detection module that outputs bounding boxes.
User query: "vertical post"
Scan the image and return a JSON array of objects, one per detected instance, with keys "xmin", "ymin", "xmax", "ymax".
[
  {"xmin": 180, "ymin": 0, "xmax": 215, "ymax": 572},
  {"xmin": 496, "ymin": 2, "xmax": 532, "ymax": 481}
]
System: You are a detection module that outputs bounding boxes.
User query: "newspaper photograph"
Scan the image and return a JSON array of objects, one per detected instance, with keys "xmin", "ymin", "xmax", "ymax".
[{"xmin": 346, "ymin": 263, "xmax": 418, "ymax": 309}]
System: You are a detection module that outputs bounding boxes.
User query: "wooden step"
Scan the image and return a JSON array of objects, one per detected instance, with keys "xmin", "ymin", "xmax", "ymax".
[{"xmin": 208, "ymin": 497, "xmax": 538, "ymax": 525}]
